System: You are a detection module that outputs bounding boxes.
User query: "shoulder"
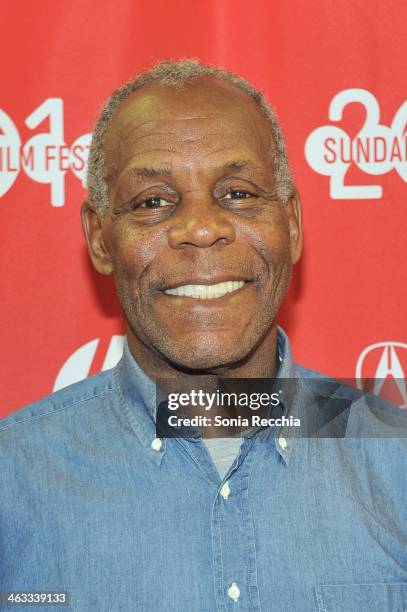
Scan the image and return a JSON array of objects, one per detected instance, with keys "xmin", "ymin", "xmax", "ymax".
[
  {"xmin": 294, "ymin": 361, "xmax": 407, "ymax": 441},
  {"xmin": 294, "ymin": 363, "xmax": 329, "ymax": 379},
  {"xmin": 0, "ymin": 368, "xmax": 117, "ymax": 436}
]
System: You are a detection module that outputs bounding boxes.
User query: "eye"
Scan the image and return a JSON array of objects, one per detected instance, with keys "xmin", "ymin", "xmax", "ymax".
[
  {"xmin": 140, "ymin": 196, "xmax": 172, "ymax": 209},
  {"xmin": 223, "ymin": 189, "xmax": 253, "ymax": 200}
]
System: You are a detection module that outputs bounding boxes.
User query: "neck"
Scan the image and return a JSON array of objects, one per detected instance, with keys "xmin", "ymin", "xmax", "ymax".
[
  {"xmin": 126, "ymin": 325, "xmax": 281, "ymax": 437},
  {"xmin": 125, "ymin": 323, "xmax": 280, "ymax": 385}
]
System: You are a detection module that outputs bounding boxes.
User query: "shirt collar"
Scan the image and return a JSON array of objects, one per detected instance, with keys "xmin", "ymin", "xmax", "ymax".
[
  {"xmin": 114, "ymin": 340, "xmax": 165, "ymax": 465},
  {"xmin": 114, "ymin": 326, "xmax": 302, "ymax": 466}
]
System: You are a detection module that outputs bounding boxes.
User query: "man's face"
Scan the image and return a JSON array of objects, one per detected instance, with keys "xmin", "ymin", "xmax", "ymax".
[{"xmin": 84, "ymin": 77, "xmax": 301, "ymax": 371}]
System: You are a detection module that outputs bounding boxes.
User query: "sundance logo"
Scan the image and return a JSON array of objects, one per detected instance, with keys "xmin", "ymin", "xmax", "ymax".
[
  {"xmin": 0, "ymin": 98, "xmax": 91, "ymax": 206},
  {"xmin": 54, "ymin": 336, "xmax": 124, "ymax": 392},
  {"xmin": 356, "ymin": 342, "xmax": 407, "ymax": 409},
  {"xmin": 305, "ymin": 89, "xmax": 407, "ymax": 199}
]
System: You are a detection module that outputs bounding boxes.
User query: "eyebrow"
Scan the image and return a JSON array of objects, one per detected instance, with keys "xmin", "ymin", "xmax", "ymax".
[
  {"xmin": 129, "ymin": 166, "xmax": 172, "ymax": 178},
  {"xmin": 222, "ymin": 160, "xmax": 259, "ymax": 171}
]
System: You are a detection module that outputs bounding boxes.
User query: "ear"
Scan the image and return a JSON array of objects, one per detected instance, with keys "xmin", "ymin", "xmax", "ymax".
[
  {"xmin": 80, "ymin": 201, "xmax": 113, "ymax": 275},
  {"xmin": 286, "ymin": 190, "xmax": 303, "ymax": 264}
]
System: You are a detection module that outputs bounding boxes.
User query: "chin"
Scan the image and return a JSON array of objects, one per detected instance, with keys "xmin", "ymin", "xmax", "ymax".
[{"xmin": 160, "ymin": 341, "xmax": 249, "ymax": 372}]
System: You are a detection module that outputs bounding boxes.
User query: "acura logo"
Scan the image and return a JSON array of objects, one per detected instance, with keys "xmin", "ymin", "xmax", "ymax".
[{"xmin": 356, "ymin": 342, "xmax": 407, "ymax": 409}]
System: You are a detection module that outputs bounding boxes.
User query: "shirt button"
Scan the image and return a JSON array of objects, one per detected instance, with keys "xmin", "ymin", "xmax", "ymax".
[
  {"xmin": 278, "ymin": 436, "xmax": 288, "ymax": 450},
  {"xmin": 151, "ymin": 438, "xmax": 162, "ymax": 451},
  {"xmin": 220, "ymin": 482, "xmax": 230, "ymax": 500},
  {"xmin": 227, "ymin": 582, "xmax": 240, "ymax": 602}
]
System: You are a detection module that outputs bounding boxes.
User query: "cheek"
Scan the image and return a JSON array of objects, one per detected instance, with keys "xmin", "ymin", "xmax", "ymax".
[
  {"xmin": 243, "ymin": 217, "xmax": 292, "ymax": 277},
  {"xmin": 109, "ymin": 225, "xmax": 155, "ymax": 283},
  {"xmin": 109, "ymin": 250, "xmax": 151, "ymax": 320}
]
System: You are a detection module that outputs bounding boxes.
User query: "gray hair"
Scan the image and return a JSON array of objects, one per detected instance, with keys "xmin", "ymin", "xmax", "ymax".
[{"xmin": 86, "ymin": 58, "xmax": 294, "ymax": 214}]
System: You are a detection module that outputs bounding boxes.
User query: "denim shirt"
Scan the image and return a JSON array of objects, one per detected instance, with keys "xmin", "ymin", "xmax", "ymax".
[{"xmin": 1, "ymin": 328, "xmax": 406, "ymax": 611}]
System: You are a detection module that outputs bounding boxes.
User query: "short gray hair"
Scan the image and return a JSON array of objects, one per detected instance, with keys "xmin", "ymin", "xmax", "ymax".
[{"xmin": 87, "ymin": 58, "xmax": 294, "ymax": 214}]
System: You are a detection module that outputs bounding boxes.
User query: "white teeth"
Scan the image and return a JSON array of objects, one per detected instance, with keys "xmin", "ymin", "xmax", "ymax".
[{"xmin": 164, "ymin": 280, "xmax": 246, "ymax": 299}]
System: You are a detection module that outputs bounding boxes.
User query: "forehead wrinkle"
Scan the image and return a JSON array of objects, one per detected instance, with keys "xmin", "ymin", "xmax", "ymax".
[
  {"xmin": 109, "ymin": 105, "xmax": 270, "ymax": 160},
  {"xmin": 120, "ymin": 126, "xmax": 241, "ymax": 145},
  {"xmin": 114, "ymin": 103, "xmax": 261, "ymax": 139},
  {"xmin": 126, "ymin": 160, "xmax": 261, "ymax": 179},
  {"xmin": 153, "ymin": 114, "xmax": 219, "ymax": 121},
  {"xmin": 108, "ymin": 107, "xmax": 274, "ymax": 182},
  {"xmin": 114, "ymin": 126, "xmax": 225, "ymax": 159},
  {"xmin": 114, "ymin": 111, "xmax": 233, "ymax": 139},
  {"xmin": 106, "ymin": 80, "xmax": 274, "ymax": 152},
  {"xmin": 116, "ymin": 157, "xmax": 274, "ymax": 191}
]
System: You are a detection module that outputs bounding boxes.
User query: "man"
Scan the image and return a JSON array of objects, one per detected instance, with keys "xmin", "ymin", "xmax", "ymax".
[{"xmin": 1, "ymin": 59, "xmax": 406, "ymax": 611}]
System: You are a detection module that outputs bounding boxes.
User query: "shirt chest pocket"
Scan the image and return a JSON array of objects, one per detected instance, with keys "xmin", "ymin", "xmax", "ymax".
[{"xmin": 315, "ymin": 583, "xmax": 407, "ymax": 612}]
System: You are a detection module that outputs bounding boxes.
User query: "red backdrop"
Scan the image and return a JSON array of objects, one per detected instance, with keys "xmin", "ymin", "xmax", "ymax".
[{"xmin": 1, "ymin": 0, "xmax": 406, "ymax": 416}]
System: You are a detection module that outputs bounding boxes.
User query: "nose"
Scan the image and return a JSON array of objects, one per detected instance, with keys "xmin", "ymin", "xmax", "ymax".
[{"xmin": 167, "ymin": 194, "xmax": 236, "ymax": 249}]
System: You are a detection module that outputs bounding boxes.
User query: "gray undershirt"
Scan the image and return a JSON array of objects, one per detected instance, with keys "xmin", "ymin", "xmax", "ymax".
[
  {"xmin": 202, "ymin": 437, "xmax": 244, "ymax": 480},
  {"xmin": 179, "ymin": 347, "xmax": 283, "ymax": 481}
]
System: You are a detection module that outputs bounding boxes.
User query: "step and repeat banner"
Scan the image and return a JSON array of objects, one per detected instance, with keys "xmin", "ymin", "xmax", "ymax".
[{"xmin": 1, "ymin": 1, "xmax": 406, "ymax": 416}]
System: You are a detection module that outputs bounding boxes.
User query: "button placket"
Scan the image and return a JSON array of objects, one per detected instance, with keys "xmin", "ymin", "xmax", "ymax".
[{"xmin": 211, "ymin": 436, "xmax": 261, "ymax": 610}]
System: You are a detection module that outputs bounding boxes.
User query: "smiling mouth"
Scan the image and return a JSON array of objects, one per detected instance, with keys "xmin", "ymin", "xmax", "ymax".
[{"xmin": 163, "ymin": 280, "xmax": 249, "ymax": 300}]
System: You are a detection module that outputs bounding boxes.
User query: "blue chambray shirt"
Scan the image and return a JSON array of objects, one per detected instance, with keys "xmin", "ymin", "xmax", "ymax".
[{"xmin": 1, "ymin": 327, "xmax": 406, "ymax": 611}]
